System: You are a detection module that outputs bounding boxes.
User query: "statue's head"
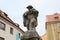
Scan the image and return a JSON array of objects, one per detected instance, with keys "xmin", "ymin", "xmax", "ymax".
[{"xmin": 27, "ymin": 5, "xmax": 33, "ymax": 10}]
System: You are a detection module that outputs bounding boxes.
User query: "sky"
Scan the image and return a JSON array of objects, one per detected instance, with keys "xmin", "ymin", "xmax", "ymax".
[{"xmin": 0, "ymin": 0, "xmax": 60, "ymax": 36}]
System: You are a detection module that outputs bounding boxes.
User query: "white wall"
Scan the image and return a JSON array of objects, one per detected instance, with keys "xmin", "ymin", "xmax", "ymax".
[{"xmin": 0, "ymin": 17, "xmax": 23, "ymax": 40}]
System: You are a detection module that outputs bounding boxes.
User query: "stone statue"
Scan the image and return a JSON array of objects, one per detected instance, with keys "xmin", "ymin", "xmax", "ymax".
[
  {"xmin": 23, "ymin": 5, "xmax": 39, "ymax": 30},
  {"xmin": 21, "ymin": 5, "xmax": 42, "ymax": 40}
]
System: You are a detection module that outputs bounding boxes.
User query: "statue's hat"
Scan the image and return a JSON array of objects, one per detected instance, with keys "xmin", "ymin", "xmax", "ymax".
[{"xmin": 27, "ymin": 5, "xmax": 33, "ymax": 9}]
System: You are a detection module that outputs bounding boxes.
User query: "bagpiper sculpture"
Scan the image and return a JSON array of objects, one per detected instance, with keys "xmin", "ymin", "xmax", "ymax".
[{"xmin": 21, "ymin": 5, "xmax": 42, "ymax": 40}]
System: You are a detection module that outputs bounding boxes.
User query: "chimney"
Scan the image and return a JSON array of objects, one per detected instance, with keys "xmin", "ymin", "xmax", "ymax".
[
  {"xmin": 0, "ymin": 10, "xmax": 3, "ymax": 14},
  {"xmin": 0, "ymin": 10, "xmax": 8, "ymax": 17},
  {"xmin": 15, "ymin": 23, "xmax": 19, "ymax": 27},
  {"xmin": 4, "ymin": 12, "xmax": 8, "ymax": 17}
]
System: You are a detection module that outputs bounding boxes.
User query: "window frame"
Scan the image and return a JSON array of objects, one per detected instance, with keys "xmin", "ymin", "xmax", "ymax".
[
  {"xmin": 19, "ymin": 33, "xmax": 20, "ymax": 38},
  {"xmin": 0, "ymin": 21, "xmax": 5, "ymax": 30},
  {"xmin": 57, "ymin": 23, "xmax": 60, "ymax": 32},
  {"xmin": 10, "ymin": 27, "xmax": 13, "ymax": 35},
  {"xmin": 0, "ymin": 37, "xmax": 5, "ymax": 40}
]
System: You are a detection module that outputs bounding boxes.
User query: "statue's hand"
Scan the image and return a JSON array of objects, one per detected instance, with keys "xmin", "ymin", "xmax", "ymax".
[{"xmin": 24, "ymin": 13, "xmax": 27, "ymax": 15}]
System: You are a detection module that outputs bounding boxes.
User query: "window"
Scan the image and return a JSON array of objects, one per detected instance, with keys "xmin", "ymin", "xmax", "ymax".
[
  {"xmin": 58, "ymin": 23, "xmax": 60, "ymax": 32},
  {"xmin": 16, "ymin": 32, "xmax": 20, "ymax": 40},
  {"xmin": 0, "ymin": 21, "xmax": 5, "ymax": 30},
  {"xmin": 54, "ymin": 16, "xmax": 59, "ymax": 20},
  {"xmin": 19, "ymin": 33, "xmax": 20, "ymax": 38},
  {"xmin": 10, "ymin": 27, "xmax": 13, "ymax": 34},
  {"xmin": 0, "ymin": 37, "xmax": 5, "ymax": 40}
]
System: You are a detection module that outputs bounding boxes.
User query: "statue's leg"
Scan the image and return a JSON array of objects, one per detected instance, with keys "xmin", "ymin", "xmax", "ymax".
[{"xmin": 27, "ymin": 26, "xmax": 29, "ymax": 30}]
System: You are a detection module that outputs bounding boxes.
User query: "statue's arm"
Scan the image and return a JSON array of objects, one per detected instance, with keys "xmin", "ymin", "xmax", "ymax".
[
  {"xmin": 33, "ymin": 10, "xmax": 39, "ymax": 17},
  {"xmin": 31, "ymin": 8, "xmax": 39, "ymax": 17},
  {"xmin": 23, "ymin": 13, "xmax": 28, "ymax": 26},
  {"xmin": 35, "ymin": 10, "xmax": 39, "ymax": 17}
]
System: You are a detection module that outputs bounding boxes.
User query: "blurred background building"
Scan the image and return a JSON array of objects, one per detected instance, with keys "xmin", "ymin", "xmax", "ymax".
[
  {"xmin": 41, "ymin": 33, "xmax": 47, "ymax": 40},
  {"xmin": 46, "ymin": 13, "xmax": 60, "ymax": 40},
  {"xmin": 0, "ymin": 10, "xmax": 24, "ymax": 40}
]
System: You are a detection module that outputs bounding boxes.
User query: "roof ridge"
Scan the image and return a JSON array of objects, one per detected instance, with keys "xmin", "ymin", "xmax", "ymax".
[{"xmin": 0, "ymin": 10, "xmax": 24, "ymax": 33}]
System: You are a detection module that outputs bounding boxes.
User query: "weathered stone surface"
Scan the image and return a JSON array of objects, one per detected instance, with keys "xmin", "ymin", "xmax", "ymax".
[
  {"xmin": 21, "ymin": 30, "xmax": 39, "ymax": 39},
  {"xmin": 23, "ymin": 5, "xmax": 38, "ymax": 30},
  {"xmin": 21, "ymin": 5, "xmax": 42, "ymax": 40}
]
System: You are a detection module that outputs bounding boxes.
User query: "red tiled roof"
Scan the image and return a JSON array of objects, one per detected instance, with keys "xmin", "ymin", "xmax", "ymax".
[
  {"xmin": 46, "ymin": 13, "xmax": 60, "ymax": 22},
  {"xmin": 0, "ymin": 10, "xmax": 19, "ymax": 26},
  {"xmin": 0, "ymin": 10, "xmax": 24, "ymax": 33}
]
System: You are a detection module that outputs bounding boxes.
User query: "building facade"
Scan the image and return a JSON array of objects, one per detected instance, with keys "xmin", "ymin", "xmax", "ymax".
[
  {"xmin": 0, "ymin": 10, "xmax": 24, "ymax": 40},
  {"xmin": 46, "ymin": 13, "xmax": 60, "ymax": 40},
  {"xmin": 41, "ymin": 34, "xmax": 47, "ymax": 40}
]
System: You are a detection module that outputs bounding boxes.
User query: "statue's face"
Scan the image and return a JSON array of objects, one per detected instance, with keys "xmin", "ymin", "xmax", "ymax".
[{"xmin": 27, "ymin": 7, "xmax": 32, "ymax": 10}]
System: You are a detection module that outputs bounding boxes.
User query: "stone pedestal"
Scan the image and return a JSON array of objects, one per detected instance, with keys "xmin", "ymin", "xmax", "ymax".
[{"xmin": 21, "ymin": 30, "xmax": 42, "ymax": 40}]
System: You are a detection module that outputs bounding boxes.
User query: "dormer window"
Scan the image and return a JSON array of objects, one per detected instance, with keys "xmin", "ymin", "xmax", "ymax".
[{"xmin": 54, "ymin": 16, "xmax": 59, "ymax": 20}]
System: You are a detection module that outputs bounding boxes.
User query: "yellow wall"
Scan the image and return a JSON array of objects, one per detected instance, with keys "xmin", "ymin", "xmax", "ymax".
[
  {"xmin": 42, "ymin": 34, "xmax": 47, "ymax": 40},
  {"xmin": 46, "ymin": 22, "xmax": 60, "ymax": 40},
  {"xmin": 0, "ymin": 16, "xmax": 24, "ymax": 40}
]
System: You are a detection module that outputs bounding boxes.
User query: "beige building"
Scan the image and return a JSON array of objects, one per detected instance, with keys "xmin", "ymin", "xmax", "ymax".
[
  {"xmin": 41, "ymin": 34, "xmax": 47, "ymax": 40},
  {"xmin": 46, "ymin": 13, "xmax": 60, "ymax": 40},
  {"xmin": 0, "ymin": 10, "xmax": 24, "ymax": 40}
]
